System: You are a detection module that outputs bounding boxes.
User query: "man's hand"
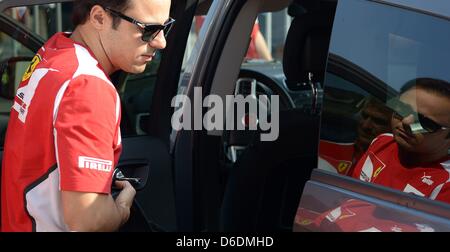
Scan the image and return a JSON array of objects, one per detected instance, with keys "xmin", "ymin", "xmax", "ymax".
[
  {"xmin": 114, "ymin": 180, "xmax": 137, "ymax": 226},
  {"xmin": 62, "ymin": 181, "xmax": 136, "ymax": 232}
]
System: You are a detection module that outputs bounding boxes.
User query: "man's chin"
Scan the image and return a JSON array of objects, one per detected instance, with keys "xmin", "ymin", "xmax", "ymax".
[
  {"xmin": 127, "ymin": 64, "xmax": 148, "ymax": 74},
  {"xmin": 394, "ymin": 134, "xmax": 416, "ymax": 151}
]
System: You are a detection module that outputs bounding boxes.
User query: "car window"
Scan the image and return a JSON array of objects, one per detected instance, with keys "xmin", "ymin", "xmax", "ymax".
[
  {"xmin": 242, "ymin": 11, "xmax": 290, "ymax": 64},
  {"xmin": 220, "ymin": 7, "xmax": 290, "ymax": 163},
  {"xmin": 0, "ymin": 3, "xmax": 169, "ymax": 145},
  {"xmin": 0, "ymin": 30, "xmax": 35, "ymax": 89},
  {"xmin": 184, "ymin": 9, "xmax": 290, "ymax": 70},
  {"xmin": 118, "ymin": 52, "xmax": 162, "ymax": 136},
  {"xmin": 319, "ymin": 72, "xmax": 370, "ymax": 145},
  {"xmin": 0, "ymin": 31, "xmax": 34, "ymax": 62},
  {"xmin": 181, "ymin": 15, "xmax": 201, "ymax": 72},
  {"xmin": 3, "ymin": 4, "xmax": 74, "ymax": 40},
  {"xmin": 237, "ymin": 9, "xmax": 290, "ymax": 97},
  {"xmin": 318, "ymin": 0, "xmax": 450, "ymax": 206},
  {"xmin": 0, "ymin": 29, "xmax": 35, "ymax": 147}
]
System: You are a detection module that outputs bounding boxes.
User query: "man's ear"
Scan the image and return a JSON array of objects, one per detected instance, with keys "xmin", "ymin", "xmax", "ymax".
[{"xmin": 89, "ymin": 5, "xmax": 109, "ymax": 30}]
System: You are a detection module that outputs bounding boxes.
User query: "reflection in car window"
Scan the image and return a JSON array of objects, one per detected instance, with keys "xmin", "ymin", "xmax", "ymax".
[
  {"xmin": 0, "ymin": 31, "xmax": 34, "ymax": 147},
  {"xmin": 318, "ymin": 0, "xmax": 450, "ymax": 205},
  {"xmin": 319, "ymin": 73, "xmax": 392, "ymax": 175},
  {"xmin": 0, "ymin": 31, "xmax": 34, "ymax": 62},
  {"xmin": 329, "ymin": 0, "xmax": 450, "ymax": 91}
]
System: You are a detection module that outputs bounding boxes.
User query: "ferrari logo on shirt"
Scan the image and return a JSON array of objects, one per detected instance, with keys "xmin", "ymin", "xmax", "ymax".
[
  {"xmin": 373, "ymin": 166, "xmax": 384, "ymax": 178},
  {"xmin": 337, "ymin": 161, "xmax": 352, "ymax": 174},
  {"xmin": 360, "ymin": 152, "xmax": 386, "ymax": 182},
  {"xmin": 22, "ymin": 54, "xmax": 42, "ymax": 82},
  {"xmin": 298, "ymin": 219, "xmax": 313, "ymax": 226}
]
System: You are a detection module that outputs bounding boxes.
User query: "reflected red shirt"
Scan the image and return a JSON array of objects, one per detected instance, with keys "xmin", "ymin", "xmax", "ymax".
[
  {"xmin": 319, "ymin": 140, "xmax": 361, "ymax": 175},
  {"xmin": 313, "ymin": 199, "xmax": 435, "ymax": 232},
  {"xmin": 352, "ymin": 134, "xmax": 450, "ymax": 204}
]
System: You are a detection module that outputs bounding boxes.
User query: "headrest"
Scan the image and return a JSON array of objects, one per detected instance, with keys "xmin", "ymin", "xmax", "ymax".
[
  {"xmin": 283, "ymin": 7, "xmax": 335, "ymax": 90},
  {"xmin": 287, "ymin": 3, "xmax": 307, "ymax": 17},
  {"xmin": 290, "ymin": 0, "xmax": 336, "ymax": 16}
]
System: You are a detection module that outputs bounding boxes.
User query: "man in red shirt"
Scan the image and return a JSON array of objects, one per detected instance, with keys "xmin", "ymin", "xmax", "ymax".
[
  {"xmin": 1, "ymin": 0, "xmax": 172, "ymax": 231},
  {"xmin": 352, "ymin": 78, "xmax": 450, "ymax": 203},
  {"xmin": 245, "ymin": 19, "xmax": 273, "ymax": 61},
  {"xmin": 299, "ymin": 78, "xmax": 450, "ymax": 232},
  {"xmin": 319, "ymin": 98, "xmax": 392, "ymax": 175}
]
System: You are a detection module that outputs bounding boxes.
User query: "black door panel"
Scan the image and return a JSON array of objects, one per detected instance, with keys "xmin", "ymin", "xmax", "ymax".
[{"xmin": 120, "ymin": 136, "xmax": 176, "ymax": 231}]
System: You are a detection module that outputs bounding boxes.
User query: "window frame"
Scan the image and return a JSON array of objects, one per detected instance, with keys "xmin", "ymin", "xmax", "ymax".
[{"xmin": 298, "ymin": 0, "xmax": 450, "ymax": 231}]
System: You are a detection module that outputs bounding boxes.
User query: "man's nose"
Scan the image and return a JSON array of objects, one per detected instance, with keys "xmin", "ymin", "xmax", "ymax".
[
  {"xmin": 149, "ymin": 31, "xmax": 167, "ymax": 49},
  {"xmin": 401, "ymin": 114, "xmax": 415, "ymax": 133}
]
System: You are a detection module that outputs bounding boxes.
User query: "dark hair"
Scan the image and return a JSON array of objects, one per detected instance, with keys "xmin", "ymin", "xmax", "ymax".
[
  {"xmin": 400, "ymin": 77, "xmax": 450, "ymax": 99},
  {"xmin": 72, "ymin": 0, "xmax": 132, "ymax": 29}
]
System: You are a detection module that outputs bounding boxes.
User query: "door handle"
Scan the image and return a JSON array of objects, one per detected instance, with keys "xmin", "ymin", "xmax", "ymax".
[
  {"xmin": 114, "ymin": 160, "xmax": 150, "ymax": 191},
  {"xmin": 113, "ymin": 168, "xmax": 141, "ymax": 186}
]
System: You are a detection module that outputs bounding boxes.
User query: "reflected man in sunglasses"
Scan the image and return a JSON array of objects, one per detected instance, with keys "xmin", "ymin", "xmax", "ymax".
[{"xmin": 352, "ymin": 78, "xmax": 450, "ymax": 204}]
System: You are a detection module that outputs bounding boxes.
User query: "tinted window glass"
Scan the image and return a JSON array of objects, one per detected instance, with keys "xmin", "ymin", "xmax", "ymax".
[
  {"xmin": 329, "ymin": 1, "xmax": 450, "ymax": 89},
  {"xmin": 0, "ymin": 31, "xmax": 34, "ymax": 62},
  {"xmin": 318, "ymin": 0, "xmax": 450, "ymax": 206},
  {"xmin": 118, "ymin": 53, "xmax": 161, "ymax": 136},
  {"xmin": 0, "ymin": 30, "xmax": 34, "ymax": 147}
]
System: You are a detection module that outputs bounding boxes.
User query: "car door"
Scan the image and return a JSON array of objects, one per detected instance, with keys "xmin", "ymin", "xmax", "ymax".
[
  {"xmin": 179, "ymin": 0, "xmax": 450, "ymax": 233},
  {"xmin": 0, "ymin": 0, "xmax": 200, "ymax": 231},
  {"xmin": 171, "ymin": 0, "xmax": 296, "ymax": 231},
  {"xmin": 295, "ymin": 0, "xmax": 450, "ymax": 232}
]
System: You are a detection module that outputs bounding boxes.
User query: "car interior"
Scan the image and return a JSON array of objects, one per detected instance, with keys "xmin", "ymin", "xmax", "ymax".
[{"xmin": 184, "ymin": 0, "xmax": 337, "ymax": 231}]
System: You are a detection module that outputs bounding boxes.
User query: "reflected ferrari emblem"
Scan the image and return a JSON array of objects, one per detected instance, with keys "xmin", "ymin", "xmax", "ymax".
[
  {"xmin": 373, "ymin": 166, "xmax": 384, "ymax": 178},
  {"xmin": 337, "ymin": 161, "xmax": 351, "ymax": 173},
  {"xmin": 22, "ymin": 54, "xmax": 41, "ymax": 82}
]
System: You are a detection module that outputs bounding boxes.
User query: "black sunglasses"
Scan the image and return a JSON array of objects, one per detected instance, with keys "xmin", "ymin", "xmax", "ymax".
[
  {"xmin": 105, "ymin": 7, "xmax": 175, "ymax": 42},
  {"xmin": 389, "ymin": 98, "xmax": 449, "ymax": 134}
]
